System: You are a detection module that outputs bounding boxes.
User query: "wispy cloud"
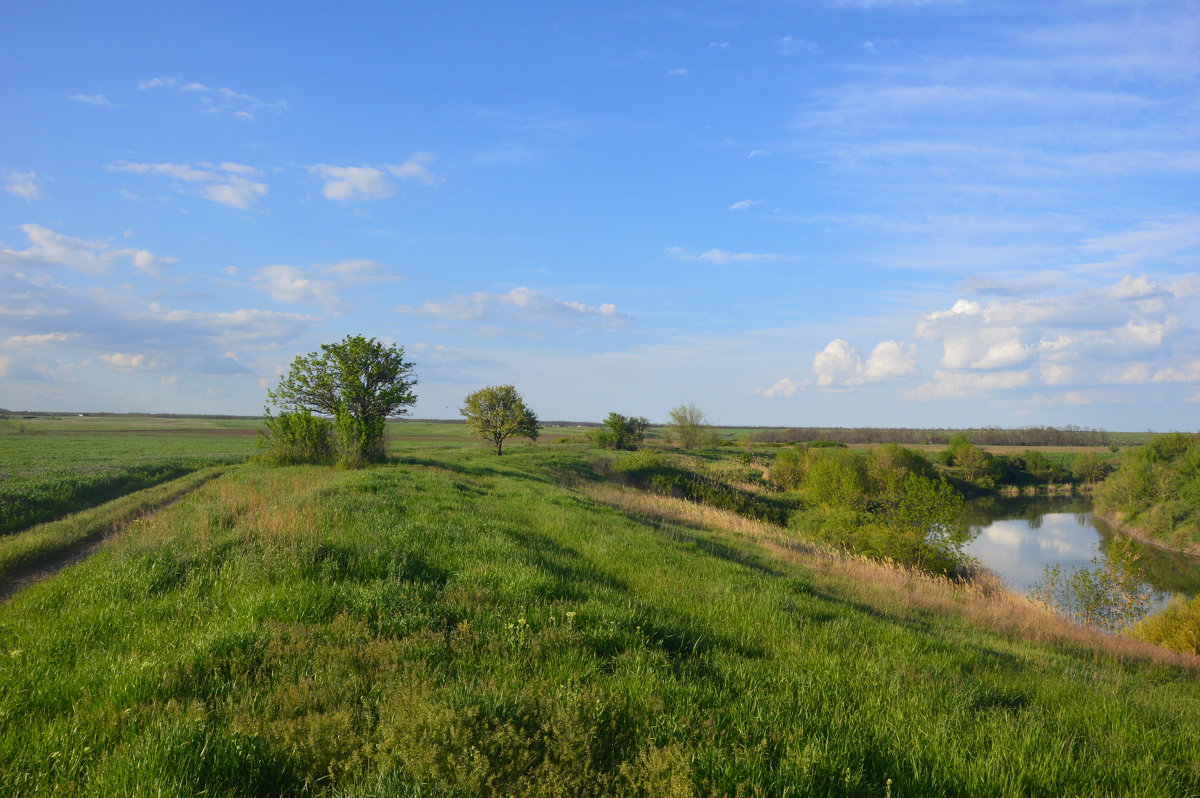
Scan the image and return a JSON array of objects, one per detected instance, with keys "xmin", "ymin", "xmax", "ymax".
[
  {"xmin": 3, "ymin": 333, "xmax": 73, "ymax": 349},
  {"xmin": 728, "ymin": 199, "xmax": 761, "ymax": 211},
  {"xmin": 138, "ymin": 77, "xmax": 285, "ymax": 120},
  {"xmin": 776, "ymin": 35, "xmax": 818, "ymax": 55},
  {"xmin": 398, "ymin": 287, "xmax": 624, "ymax": 333},
  {"xmin": 4, "ymin": 171, "xmax": 42, "ymax": 201},
  {"xmin": 68, "ymin": 93, "xmax": 113, "ymax": 106},
  {"xmin": 306, "ymin": 155, "xmax": 439, "ymax": 202},
  {"xmin": 250, "ymin": 259, "xmax": 399, "ymax": 313},
  {"xmin": 108, "ymin": 161, "xmax": 268, "ymax": 209},
  {"xmin": 664, "ymin": 246, "xmax": 797, "ymax": 264},
  {"xmin": 0, "ymin": 224, "xmax": 177, "ymax": 277},
  {"xmin": 98, "ymin": 352, "xmax": 167, "ymax": 370}
]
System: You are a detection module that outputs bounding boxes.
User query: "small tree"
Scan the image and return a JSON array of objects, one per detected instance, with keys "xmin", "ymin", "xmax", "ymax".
[
  {"xmin": 592, "ymin": 412, "xmax": 650, "ymax": 450},
  {"xmin": 266, "ymin": 335, "xmax": 417, "ymax": 466},
  {"xmin": 461, "ymin": 385, "xmax": 540, "ymax": 455},
  {"xmin": 667, "ymin": 404, "xmax": 707, "ymax": 449}
]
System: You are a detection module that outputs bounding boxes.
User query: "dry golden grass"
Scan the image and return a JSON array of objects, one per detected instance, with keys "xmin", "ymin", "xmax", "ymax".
[{"xmin": 581, "ymin": 482, "xmax": 1200, "ymax": 670}]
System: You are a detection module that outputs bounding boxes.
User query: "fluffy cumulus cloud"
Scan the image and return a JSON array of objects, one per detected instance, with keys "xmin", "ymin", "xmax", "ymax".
[
  {"xmin": 664, "ymin": 246, "xmax": 797, "ymax": 265},
  {"xmin": 108, "ymin": 161, "xmax": 268, "ymax": 209},
  {"xmin": 307, "ymin": 154, "xmax": 439, "ymax": 202},
  {"xmin": 915, "ymin": 300, "xmax": 1030, "ymax": 370},
  {"xmin": 902, "ymin": 272, "xmax": 1200, "ymax": 400},
  {"xmin": 0, "ymin": 224, "xmax": 176, "ymax": 277},
  {"xmin": 399, "ymin": 287, "xmax": 623, "ymax": 332},
  {"xmin": 812, "ymin": 339, "xmax": 917, "ymax": 389},
  {"xmin": 755, "ymin": 377, "xmax": 804, "ymax": 397},
  {"xmin": 5, "ymin": 171, "xmax": 43, "ymax": 201}
]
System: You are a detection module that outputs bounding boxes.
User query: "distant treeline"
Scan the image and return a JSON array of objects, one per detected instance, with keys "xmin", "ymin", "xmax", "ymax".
[{"xmin": 752, "ymin": 425, "xmax": 1114, "ymax": 447}]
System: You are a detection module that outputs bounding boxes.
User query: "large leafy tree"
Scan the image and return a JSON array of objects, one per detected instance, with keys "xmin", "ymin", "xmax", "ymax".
[
  {"xmin": 460, "ymin": 385, "xmax": 539, "ymax": 455},
  {"xmin": 266, "ymin": 335, "xmax": 417, "ymax": 465}
]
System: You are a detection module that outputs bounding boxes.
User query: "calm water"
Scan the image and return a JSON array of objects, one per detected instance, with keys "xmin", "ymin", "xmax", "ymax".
[{"xmin": 963, "ymin": 495, "xmax": 1200, "ymax": 602}]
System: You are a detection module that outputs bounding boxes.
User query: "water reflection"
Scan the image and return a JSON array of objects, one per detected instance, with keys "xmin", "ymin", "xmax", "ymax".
[{"xmin": 963, "ymin": 495, "xmax": 1200, "ymax": 601}]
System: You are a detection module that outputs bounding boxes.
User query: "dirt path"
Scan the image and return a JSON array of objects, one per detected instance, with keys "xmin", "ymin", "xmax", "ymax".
[{"xmin": 0, "ymin": 470, "xmax": 222, "ymax": 603}]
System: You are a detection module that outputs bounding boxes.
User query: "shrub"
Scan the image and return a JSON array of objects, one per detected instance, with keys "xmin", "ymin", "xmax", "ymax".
[
  {"xmin": 1030, "ymin": 541, "xmax": 1152, "ymax": 631},
  {"xmin": 258, "ymin": 409, "xmax": 334, "ymax": 465},
  {"xmin": 1132, "ymin": 594, "xmax": 1200, "ymax": 654}
]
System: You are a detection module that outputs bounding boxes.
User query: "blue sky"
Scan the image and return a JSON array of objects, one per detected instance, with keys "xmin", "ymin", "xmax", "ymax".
[{"xmin": 2, "ymin": 0, "xmax": 1198, "ymax": 429}]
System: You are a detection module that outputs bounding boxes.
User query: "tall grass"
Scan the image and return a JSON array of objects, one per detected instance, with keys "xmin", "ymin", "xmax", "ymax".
[{"xmin": 0, "ymin": 449, "xmax": 1197, "ymax": 796}]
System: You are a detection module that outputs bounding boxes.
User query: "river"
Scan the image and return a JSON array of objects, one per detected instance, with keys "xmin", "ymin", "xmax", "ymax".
[{"xmin": 962, "ymin": 495, "xmax": 1200, "ymax": 604}]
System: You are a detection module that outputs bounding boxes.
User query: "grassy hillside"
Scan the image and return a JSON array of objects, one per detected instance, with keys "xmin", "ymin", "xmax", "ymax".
[{"xmin": 1, "ymin": 447, "xmax": 1197, "ymax": 796}]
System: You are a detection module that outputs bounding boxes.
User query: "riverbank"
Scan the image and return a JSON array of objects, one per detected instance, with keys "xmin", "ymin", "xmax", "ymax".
[{"xmin": 1095, "ymin": 511, "xmax": 1200, "ymax": 560}]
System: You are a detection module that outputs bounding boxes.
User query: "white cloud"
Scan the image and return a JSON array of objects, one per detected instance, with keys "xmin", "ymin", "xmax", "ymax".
[
  {"xmin": 249, "ymin": 259, "xmax": 397, "ymax": 313},
  {"xmin": 756, "ymin": 377, "xmax": 803, "ymax": 397},
  {"xmin": 307, "ymin": 155, "xmax": 439, "ymax": 202},
  {"xmin": 905, "ymin": 370, "xmax": 1031, "ymax": 400},
  {"xmin": 664, "ymin": 246, "xmax": 796, "ymax": 264},
  {"xmin": 160, "ymin": 375, "xmax": 178, "ymax": 387},
  {"xmin": 3, "ymin": 333, "xmax": 72, "ymax": 349},
  {"xmin": 1040, "ymin": 363, "xmax": 1075, "ymax": 386},
  {"xmin": 68, "ymin": 93, "xmax": 113, "ymax": 106},
  {"xmin": 0, "ymin": 355, "xmax": 10, "ymax": 377},
  {"xmin": 138, "ymin": 77, "xmax": 285, "ymax": 118},
  {"xmin": 813, "ymin": 339, "xmax": 916, "ymax": 389},
  {"xmin": 399, "ymin": 286, "xmax": 623, "ymax": 331},
  {"xmin": 0, "ymin": 224, "xmax": 178, "ymax": 277},
  {"xmin": 1110, "ymin": 274, "xmax": 1170, "ymax": 300},
  {"xmin": 108, "ymin": 161, "xmax": 267, "ymax": 209},
  {"xmin": 729, "ymin": 199, "xmax": 761, "ymax": 211},
  {"xmin": 863, "ymin": 340, "xmax": 918, "ymax": 381},
  {"xmin": 708, "ymin": 42, "xmax": 729, "ymax": 50},
  {"xmin": 1150, "ymin": 360, "xmax": 1200, "ymax": 384},
  {"xmin": 776, "ymin": 36, "xmax": 819, "ymax": 55},
  {"xmin": 4, "ymin": 171, "xmax": 42, "ymax": 201},
  {"xmin": 129, "ymin": 249, "xmax": 179, "ymax": 278},
  {"xmin": 916, "ymin": 299, "xmax": 1031, "ymax": 370},
  {"xmin": 666, "ymin": 68, "xmax": 689, "ymax": 76},
  {"xmin": 98, "ymin": 352, "xmax": 166, "ymax": 370}
]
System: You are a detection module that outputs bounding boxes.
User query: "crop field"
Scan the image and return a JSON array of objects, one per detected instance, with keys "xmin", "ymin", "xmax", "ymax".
[
  {"xmin": 0, "ymin": 417, "xmax": 261, "ymax": 537},
  {"xmin": 0, "ymin": 432, "xmax": 1197, "ymax": 795}
]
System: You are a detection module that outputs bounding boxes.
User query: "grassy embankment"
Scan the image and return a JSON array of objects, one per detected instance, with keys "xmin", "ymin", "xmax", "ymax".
[{"xmin": 1, "ymin": 445, "xmax": 1198, "ymax": 796}]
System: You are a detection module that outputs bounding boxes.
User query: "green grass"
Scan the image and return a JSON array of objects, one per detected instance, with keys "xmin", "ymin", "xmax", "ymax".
[
  {"xmin": 1, "ymin": 447, "xmax": 1197, "ymax": 796},
  {"xmin": 0, "ymin": 423, "xmax": 258, "ymax": 536},
  {"xmin": 0, "ymin": 466, "xmax": 226, "ymax": 583}
]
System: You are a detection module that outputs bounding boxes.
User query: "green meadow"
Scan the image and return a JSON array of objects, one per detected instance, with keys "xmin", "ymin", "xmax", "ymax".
[{"xmin": 0, "ymin": 427, "xmax": 1198, "ymax": 796}]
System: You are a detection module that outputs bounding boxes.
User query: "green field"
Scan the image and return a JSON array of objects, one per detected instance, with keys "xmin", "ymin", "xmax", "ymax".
[
  {"xmin": 0, "ymin": 424, "xmax": 1198, "ymax": 795},
  {"xmin": 0, "ymin": 418, "xmax": 260, "ymax": 537}
]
